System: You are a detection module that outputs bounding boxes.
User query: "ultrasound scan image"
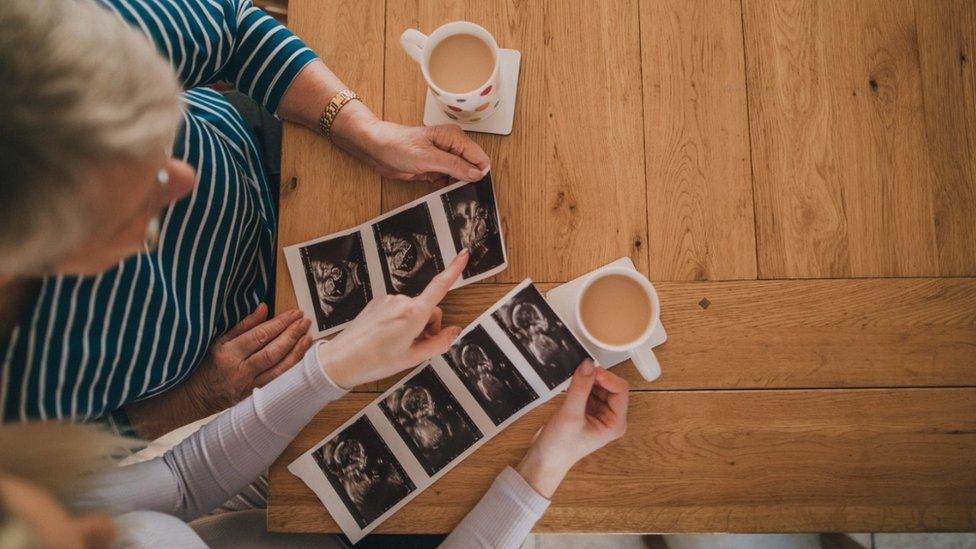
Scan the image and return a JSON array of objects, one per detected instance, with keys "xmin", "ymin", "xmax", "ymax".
[
  {"xmin": 380, "ymin": 365, "xmax": 483, "ymax": 476},
  {"xmin": 441, "ymin": 174, "xmax": 505, "ymax": 279},
  {"xmin": 372, "ymin": 203, "xmax": 444, "ymax": 297},
  {"xmin": 300, "ymin": 232, "xmax": 372, "ymax": 332},
  {"xmin": 492, "ymin": 284, "xmax": 592, "ymax": 390},
  {"xmin": 312, "ymin": 416, "xmax": 415, "ymax": 528},
  {"xmin": 443, "ymin": 325, "xmax": 538, "ymax": 425}
]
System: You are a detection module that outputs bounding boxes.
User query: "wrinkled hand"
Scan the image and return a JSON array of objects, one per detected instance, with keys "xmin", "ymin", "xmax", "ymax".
[
  {"xmin": 331, "ymin": 103, "xmax": 490, "ymax": 184},
  {"xmin": 190, "ymin": 304, "xmax": 313, "ymax": 409},
  {"xmin": 516, "ymin": 360, "xmax": 630, "ymax": 498},
  {"xmin": 319, "ymin": 250, "xmax": 469, "ymax": 389},
  {"xmin": 125, "ymin": 304, "xmax": 312, "ymax": 438}
]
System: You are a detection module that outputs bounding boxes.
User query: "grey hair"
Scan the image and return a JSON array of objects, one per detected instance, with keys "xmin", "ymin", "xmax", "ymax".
[
  {"xmin": 0, "ymin": 422, "xmax": 139, "ymax": 503},
  {"xmin": 0, "ymin": 0, "xmax": 183, "ymax": 275}
]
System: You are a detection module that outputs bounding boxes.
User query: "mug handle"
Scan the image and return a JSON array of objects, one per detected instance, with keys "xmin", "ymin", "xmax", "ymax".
[
  {"xmin": 400, "ymin": 29, "xmax": 428, "ymax": 64},
  {"xmin": 630, "ymin": 345, "xmax": 661, "ymax": 382}
]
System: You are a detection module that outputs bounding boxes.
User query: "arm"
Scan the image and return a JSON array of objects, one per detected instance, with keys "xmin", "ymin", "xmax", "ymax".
[
  {"xmin": 99, "ymin": 0, "xmax": 314, "ymax": 113},
  {"xmin": 102, "ymin": 0, "xmax": 489, "ymax": 182},
  {"xmin": 80, "ymin": 253, "xmax": 471, "ymax": 521},
  {"xmin": 441, "ymin": 362, "xmax": 630, "ymax": 549},
  {"xmin": 82, "ymin": 342, "xmax": 346, "ymax": 520},
  {"xmin": 123, "ymin": 304, "xmax": 312, "ymax": 439}
]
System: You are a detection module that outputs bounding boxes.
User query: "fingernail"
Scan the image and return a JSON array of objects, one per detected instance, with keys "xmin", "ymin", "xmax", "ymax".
[
  {"xmin": 302, "ymin": 319, "xmax": 311, "ymax": 329},
  {"xmin": 459, "ymin": 248, "xmax": 470, "ymax": 256},
  {"xmin": 467, "ymin": 168, "xmax": 482, "ymax": 180},
  {"xmin": 580, "ymin": 360, "xmax": 595, "ymax": 376}
]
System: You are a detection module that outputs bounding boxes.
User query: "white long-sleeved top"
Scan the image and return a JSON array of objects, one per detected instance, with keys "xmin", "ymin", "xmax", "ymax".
[{"xmin": 77, "ymin": 345, "xmax": 550, "ymax": 548}]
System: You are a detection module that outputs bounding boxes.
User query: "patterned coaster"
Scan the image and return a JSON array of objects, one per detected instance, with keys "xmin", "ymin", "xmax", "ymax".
[{"xmin": 423, "ymin": 48, "xmax": 521, "ymax": 136}]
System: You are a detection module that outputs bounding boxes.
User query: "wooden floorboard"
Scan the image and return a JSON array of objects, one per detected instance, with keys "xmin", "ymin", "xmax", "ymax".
[
  {"xmin": 743, "ymin": 0, "xmax": 974, "ymax": 279},
  {"xmin": 382, "ymin": 0, "xmax": 649, "ymax": 284},
  {"xmin": 364, "ymin": 278, "xmax": 976, "ymax": 392},
  {"xmin": 269, "ymin": 387, "xmax": 976, "ymax": 533},
  {"xmin": 641, "ymin": 0, "xmax": 757, "ymax": 282},
  {"xmin": 914, "ymin": 0, "xmax": 976, "ymax": 276}
]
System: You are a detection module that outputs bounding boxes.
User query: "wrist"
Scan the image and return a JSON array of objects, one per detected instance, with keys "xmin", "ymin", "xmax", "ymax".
[
  {"xmin": 317, "ymin": 341, "xmax": 356, "ymax": 390},
  {"xmin": 515, "ymin": 446, "xmax": 574, "ymax": 499},
  {"xmin": 328, "ymin": 100, "xmax": 381, "ymax": 152}
]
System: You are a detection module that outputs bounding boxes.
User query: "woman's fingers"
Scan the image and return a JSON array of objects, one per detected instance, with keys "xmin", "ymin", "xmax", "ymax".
[
  {"xmin": 428, "ymin": 124, "xmax": 491, "ymax": 171},
  {"xmin": 425, "ymin": 147, "xmax": 483, "ymax": 182},
  {"xmin": 417, "ymin": 250, "xmax": 469, "ymax": 309},
  {"xmin": 595, "ymin": 369, "xmax": 630, "ymax": 423},
  {"xmin": 562, "ymin": 360, "xmax": 598, "ymax": 416},
  {"xmin": 240, "ymin": 315, "xmax": 309, "ymax": 374},
  {"xmin": 410, "ymin": 325, "xmax": 462, "ymax": 361},
  {"xmin": 253, "ymin": 335, "xmax": 313, "ymax": 388},
  {"xmin": 234, "ymin": 309, "xmax": 303, "ymax": 357},
  {"xmin": 424, "ymin": 306, "xmax": 443, "ymax": 337},
  {"xmin": 219, "ymin": 303, "xmax": 268, "ymax": 343},
  {"xmin": 424, "ymin": 125, "xmax": 486, "ymax": 181}
]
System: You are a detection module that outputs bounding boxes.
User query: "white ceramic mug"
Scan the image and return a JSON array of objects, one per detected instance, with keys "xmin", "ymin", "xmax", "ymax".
[
  {"xmin": 400, "ymin": 22, "xmax": 503, "ymax": 123},
  {"xmin": 574, "ymin": 267, "xmax": 662, "ymax": 381}
]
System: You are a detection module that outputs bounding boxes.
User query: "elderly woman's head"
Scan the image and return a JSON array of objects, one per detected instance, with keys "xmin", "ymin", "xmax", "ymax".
[{"xmin": 0, "ymin": 0, "xmax": 196, "ymax": 277}]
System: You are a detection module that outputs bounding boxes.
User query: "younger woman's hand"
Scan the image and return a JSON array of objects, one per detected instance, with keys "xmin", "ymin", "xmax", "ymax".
[
  {"xmin": 516, "ymin": 360, "xmax": 630, "ymax": 498},
  {"xmin": 318, "ymin": 250, "xmax": 469, "ymax": 389}
]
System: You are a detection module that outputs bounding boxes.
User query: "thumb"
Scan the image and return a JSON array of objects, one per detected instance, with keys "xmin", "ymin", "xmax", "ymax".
[
  {"xmin": 411, "ymin": 326, "xmax": 462, "ymax": 361},
  {"xmin": 562, "ymin": 360, "xmax": 597, "ymax": 416},
  {"xmin": 425, "ymin": 148, "xmax": 484, "ymax": 182}
]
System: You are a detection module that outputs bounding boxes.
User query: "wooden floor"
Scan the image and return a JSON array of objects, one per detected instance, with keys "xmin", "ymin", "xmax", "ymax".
[{"xmin": 269, "ymin": 0, "xmax": 976, "ymax": 534}]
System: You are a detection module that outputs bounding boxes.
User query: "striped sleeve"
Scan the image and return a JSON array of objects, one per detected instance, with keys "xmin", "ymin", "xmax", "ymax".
[
  {"xmin": 215, "ymin": 0, "xmax": 318, "ymax": 114},
  {"xmin": 100, "ymin": 0, "xmax": 318, "ymax": 115}
]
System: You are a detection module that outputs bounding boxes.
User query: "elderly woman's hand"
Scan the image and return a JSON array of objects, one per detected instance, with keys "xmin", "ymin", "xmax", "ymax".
[
  {"xmin": 515, "ymin": 360, "xmax": 629, "ymax": 498},
  {"xmin": 331, "ymin": 102, "xmax": 490, "ymax": 184},
  {"xmin": 125, "ymin": 304, "xmax": 312, "ymax": 438}
]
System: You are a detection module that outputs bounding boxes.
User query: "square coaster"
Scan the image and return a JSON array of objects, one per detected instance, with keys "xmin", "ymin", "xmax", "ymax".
[
  {"xmin": 546, "ymin": 258, "xmax": 667, "ymax": 370},
  {"xmin": 423, "ymin": 48, "xmax": 521, "ymax": 136}
]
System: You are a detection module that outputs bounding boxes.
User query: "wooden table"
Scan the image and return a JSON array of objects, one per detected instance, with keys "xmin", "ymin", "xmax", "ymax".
[{"xmin": 269, "ymin": 0, "xmax": 976, "ymax": 534}]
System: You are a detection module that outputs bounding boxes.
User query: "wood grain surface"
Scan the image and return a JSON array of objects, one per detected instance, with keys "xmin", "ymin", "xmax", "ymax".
[
  {"xmin": 368, "ymin": 278, "xmax": 976, "ymax": 393},
  {"xmin": 744, "ymin": 0, "xmax": 976, "ymax": 279},
  {"xmin": 268, "ymin": 388, "xmax": 976, "ymax": 533},
  {"xmin": 914, "ymin": 0, "xmax": 976, "ymax": 276},
  {"xmin": 270, "ymin": 0, "xmax": 976, "ymax": 535},
  {"xmin": 382, "ymin": 0, "xmax": 649, "ymax": 283},
  {"xmin": 642, "ymin": 0, "xmax": 757, "ymax": 282}
]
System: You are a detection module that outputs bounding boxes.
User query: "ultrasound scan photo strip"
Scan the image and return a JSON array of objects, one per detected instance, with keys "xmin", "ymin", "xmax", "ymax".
[
  {"xmin": 283, "ymin": 170, "xmax": 507, "ymax": 338},
  {"xmin": 288, "ymin": 279, "xmax": 606, "ymax": 543}
]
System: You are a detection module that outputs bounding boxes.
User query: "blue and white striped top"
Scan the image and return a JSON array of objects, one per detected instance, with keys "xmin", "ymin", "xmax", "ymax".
[{"xmin": 0, "ymin": 0, "xmax": 317, "ymax": 422}]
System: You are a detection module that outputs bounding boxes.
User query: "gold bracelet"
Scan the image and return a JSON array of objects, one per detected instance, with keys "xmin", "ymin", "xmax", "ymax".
[{"xmin": 318, "ymin": 89, "xmax": 360, "ymax": 139}]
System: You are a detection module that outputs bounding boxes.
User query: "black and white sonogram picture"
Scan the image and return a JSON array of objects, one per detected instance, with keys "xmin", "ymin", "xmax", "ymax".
[
  {"xmin": 372, "ymin": 203, "xmax": 444, "ymax": 297},
  {"xmin": 380, "ymin": 365, "xmax": 483, "ymax": 476},
  {"xmin": 440, "ymin": 174, "xmax": 505, "ymax": 279},
  {"xmin": 492, "ymin": 285, "xmax": 592, "ymax": 390},
  {"xmin": 300, "ymin": 233, "xmax": 372, "ymax": 332},
  {"xmin": 311, "ymin": 416, "xmax": 415, "ymax": 529},
  {"xmin": 443, "ymin": 325, "xmax": 538, "ymax": 425}
]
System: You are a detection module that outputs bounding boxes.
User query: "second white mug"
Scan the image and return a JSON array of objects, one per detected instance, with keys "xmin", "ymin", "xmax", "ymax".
[
  {"xmin": 400, "ymin": 21, "xmax": 503, "ymax": 123},
  {"xmin": 574, "ymin": 267, "xmax": 662, "ymax": 382}
]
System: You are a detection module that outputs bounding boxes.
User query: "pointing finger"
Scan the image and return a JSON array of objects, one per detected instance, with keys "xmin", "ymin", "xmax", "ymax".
[{"xmin": 417, "ymin": 249, "xmax": 469, "ymax": 308}]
